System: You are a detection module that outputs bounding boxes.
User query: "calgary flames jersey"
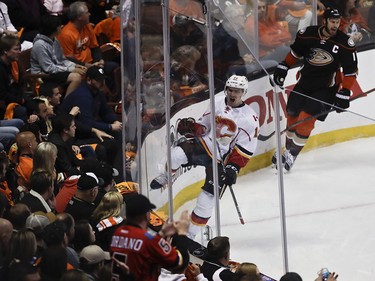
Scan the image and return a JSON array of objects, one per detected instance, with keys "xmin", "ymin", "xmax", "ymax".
[{"xmin": 197, "ymin": 95, "xmax": 259, "ymax": 168}]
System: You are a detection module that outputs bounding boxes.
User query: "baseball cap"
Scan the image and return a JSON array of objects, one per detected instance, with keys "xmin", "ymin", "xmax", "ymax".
[
  {"xmin": 86, "ymin": 66, "xmax": 106, "ymax": 81},
  {"xmin": 323, "ymin": 8, "xmax": 341, "ymax": 20},
  {"xmin": 80, "ymin": 245, "xmax": 110, "ymax": 265},
  {"xmin": 94, "ymin": 162, "xmax": 119, "ymax": 186},
  {"xmin": 25, "ymin": 212, "xmax": 56, "ymax": 234},
  {"xmin": 77, "ymin": 172, "xmax": 103, "ymax": 191},
  {"xmin": 279, "ymin": 272, "xmax": 303, "ymax": 281},
  {"xmin": 125, "ymin": 194, "xmax": 156, "ymax": 217}
]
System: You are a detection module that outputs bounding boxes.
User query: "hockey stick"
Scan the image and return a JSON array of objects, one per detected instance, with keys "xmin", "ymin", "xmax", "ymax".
[
  {"xmin": 226, "ymin": 184, "xmax": 245, "ymax": 225},
  {"xmin": 258, "ymin": 87, "xmax": 375, "ymax": 141}
]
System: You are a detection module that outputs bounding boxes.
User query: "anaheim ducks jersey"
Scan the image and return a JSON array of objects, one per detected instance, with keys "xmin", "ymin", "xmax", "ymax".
[
  {"xmin": 197, "ymin": 95, "xmax": 259, "ymax": 168},
  {"xmin": 290, "ymin": 26, "xmax": 358, "ymax": 88}
]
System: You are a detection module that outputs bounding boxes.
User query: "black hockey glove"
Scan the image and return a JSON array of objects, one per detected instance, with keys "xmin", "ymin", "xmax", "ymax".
[
  {"xmin": 177, "ymin": 118, "xmax": 196, "ymax": 138},
  {"xmin": 334, "ymin": 88, "xmax": 351, "ymax": 113},
  {"xmin": 224, "ymin": 164, "xmax": 239, "ymax": 186},
  {"xmin": 272, "ymin": 61, "xmax": 289, "ymax": 87}
]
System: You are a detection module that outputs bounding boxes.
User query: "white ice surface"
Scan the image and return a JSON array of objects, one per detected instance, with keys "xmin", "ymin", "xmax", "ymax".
[{"xmin": 177, "ymin": 137, "xmax": 375, "ymax": 281}]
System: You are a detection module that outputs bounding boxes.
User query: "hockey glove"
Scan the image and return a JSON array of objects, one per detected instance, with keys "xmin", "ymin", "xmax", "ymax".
[
  {"xmin": 224, "ymin": 164, "xmax": 239, "ymax": 186},
  {"xmin": 272, "ymin": 61, "xmax": 289, "ymax": 87},
  {"xmin": 334, "ymin": 88, "xmax": 351, "ymax": 113},
  {"xmin": 177, "ymin": 118, "xmax": 196, "ymax": 138}
]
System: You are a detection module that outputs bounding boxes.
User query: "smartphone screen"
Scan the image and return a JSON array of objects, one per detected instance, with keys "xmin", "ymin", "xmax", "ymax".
[{"xmin": 111, "ymin": 252, "xmax": 127, "ymax": 281}]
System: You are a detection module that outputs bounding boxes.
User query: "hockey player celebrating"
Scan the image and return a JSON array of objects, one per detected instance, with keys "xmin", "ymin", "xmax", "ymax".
[
  {"xmin": 272, "ymin": 8, "xmax": 358, "ymax": 171},
  {"xmin": 150, "ymin": 75, "xmax": 259, "ymax": 238}
]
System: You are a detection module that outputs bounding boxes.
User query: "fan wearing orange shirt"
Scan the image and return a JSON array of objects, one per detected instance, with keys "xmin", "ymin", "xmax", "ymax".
[
  {"xmin": 57, "ymin": 1, "xmax": 104, "ymax": 69},
  {"xmin": 244, "ymin": 0, "xmax": 291, "ymax": 62}
]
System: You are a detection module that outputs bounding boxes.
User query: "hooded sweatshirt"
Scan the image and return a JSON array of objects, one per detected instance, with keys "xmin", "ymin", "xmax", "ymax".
[{"xmin": 30, "ymin": 33, "xmax": 75, "ymax": 74}]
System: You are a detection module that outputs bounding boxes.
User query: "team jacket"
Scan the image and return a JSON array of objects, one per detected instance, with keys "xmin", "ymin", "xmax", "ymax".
[
  {"xmin": 197, "ymin": 96, "xmax": 259, "ymax": 169},
  {"xmin": 289, "ymin": 25, "xmax": 358, "ymax": 90},
  {"xmin": 110, "ymin": 224, "xmax": 189, "ymax": 281}
]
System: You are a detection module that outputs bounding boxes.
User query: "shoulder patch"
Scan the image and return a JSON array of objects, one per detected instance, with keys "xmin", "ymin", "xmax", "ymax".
[
  {"xmin": 348, "ymin": 37, "xmax": 355, "ymax": 47},
  {"xmin": 144, "ymin": 229, "xmax": 157, "ymax": 240}
]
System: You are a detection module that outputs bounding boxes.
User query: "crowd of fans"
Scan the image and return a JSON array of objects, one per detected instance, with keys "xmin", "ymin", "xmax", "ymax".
[{"xmin": 0, "ymin": 0, "xmax": 373, "ymax": 280}]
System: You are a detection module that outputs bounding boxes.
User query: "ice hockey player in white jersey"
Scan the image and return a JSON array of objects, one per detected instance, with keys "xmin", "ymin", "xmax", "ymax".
[{"xmin": 150, "ymin": 75, "xmax": 259, "ymax": 238}]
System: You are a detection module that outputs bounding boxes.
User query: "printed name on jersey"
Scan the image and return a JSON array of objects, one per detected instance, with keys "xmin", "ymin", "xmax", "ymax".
[
  {"xmin": 111, "ymin": 235, "xmax": 144, "ymax": 251},
  {"xmin": 308, "ymin": 48, "xmax": 334, "ymax": 66}
]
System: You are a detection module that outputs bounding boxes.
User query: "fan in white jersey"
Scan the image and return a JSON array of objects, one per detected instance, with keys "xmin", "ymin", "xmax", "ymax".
[{"xmin": 150, "ymin": 75, "xmax": 259, "ymax": 239}]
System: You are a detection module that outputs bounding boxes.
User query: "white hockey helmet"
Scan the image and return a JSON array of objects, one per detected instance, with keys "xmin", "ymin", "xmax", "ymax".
[{"xmin": 225, "ymin": 75, "xmax": 248, "ymax": 95}]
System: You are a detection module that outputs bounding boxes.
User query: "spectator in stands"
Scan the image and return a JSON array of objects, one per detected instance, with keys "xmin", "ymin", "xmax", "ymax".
[
  {"xmin": 244, "ymin": 0, "xmax": 291, "ymax": 62},
  {"xmin": 19, "ymin": 170, "xmax": 55, "ymax": 213},
  {"xmin": 234, "ymin": 262, "xmax": 262, "ymax": 281},
  {"xmin": 59, "ymin": 66, "xmax": 122, "ymax": 173},
  {"xmin": 39, "ymin": 245, "xmax": 69, "ymax": 280},
  {"xmin": 5, "ymin": 260, "xmax": 41, "ymax": 281},
  {"xmin": 48, "ymin": 113, "xmax": 83, "ymax": 177},
  {"xmin": 2, "ymin": 0, "xmax": 46, "ymax": 42},
  {"xmin": 200, "ymin": 236, "xmax": 236, "ymax": 281},
  {"xmin": 0, "ymin": 151, "xmax": 14, "ymax": 212},
  {"xmin": 5, "ymin": 203, "xmax": 30, "ymax": 231},
  {"xmin": 72, "ymin": 219, "xmax": 96, "ymax": 253},
  {"xmin": 338, "ymin": 0, "xmax": 372, "ymax": 44},
  {"xmin": 26, "ymin": 99, "xmax": 50, "ymax": 140},
  {"xmin": 268, "ymin": 0, "xmax": 317, "ymax": 35},
  {"xmin": 61, "ymin": 66, "xmax": 122, "ymax": 135},
  {"xmin": 31, "ymin": 15, "xmax": 86, "ymax": 97},
  {"xmin": 15, "ymin": 131, "xmax": 38, "ymax": 190},
  {"xmin": 91, "ymin": 190, "xmax": 124, "ymax": 251},
  {"xmin": 109, "ymin": 194, "xmax": 190, "ymax": 281},
  {"xmin": 92, "ymin": 161, "xmax": 117, "ymax": 205},
  {"xmin": 32, "ymin": 142, "xmax": 60, "ymax": 188},
  {"xmin": 57, "ymin": 1, "xmax": 118, "ymax": 82},
  {"xmin": 279, "ymin": 272, "xmax": 303, "ymax": 281},
  {"xmin": 56, "ymin": 212, "xmax": 80, "ymax": 269},
  {"xmin": 0, "ymin": 35, "xmax": 29, "ymax": 121},
  {"xmin": 7, "ymin": 229, "xmax": 37, "ymax": 265},
  {"xmin": 25, "ymin": 211, "xmax": 56, "ymax": 259},
  {"xmin": 0, "ymin": 218, "xmax": 13, "ymax": 266},
  {"xmin": 39, "ymin": 82, "xmax": 62, "ymax": 108},
  {"xmin": 65, "ymin": 172, "xmax": 100, "ymax": 222},
  {"xmin": 0, "ymin": 1, "xmax": 17, "ymax": 37},
  {"xmin": 79, "ymin": 244, "xmax": 111, "ymax": 281}
]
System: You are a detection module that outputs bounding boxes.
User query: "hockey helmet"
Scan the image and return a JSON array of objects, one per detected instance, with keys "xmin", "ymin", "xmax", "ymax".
[
  {"xmin": 323, "ymin": 8, "xmax": 341, "ymax": 20},
  {"xmin": 225, "ymin": 75, "xmax": 248, "ymax": 95}
]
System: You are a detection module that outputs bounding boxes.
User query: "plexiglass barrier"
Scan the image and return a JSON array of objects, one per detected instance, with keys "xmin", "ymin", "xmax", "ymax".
[{"xmin": 120, "ymin": 0, "xmax": 375, "ymax": 279}]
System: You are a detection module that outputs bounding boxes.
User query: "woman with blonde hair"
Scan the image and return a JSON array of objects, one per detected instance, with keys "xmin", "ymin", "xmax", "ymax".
[
  {"xmin": 32, "ymin": 142, "xmax": 61, "ymax": 183},
  {"xmin": 91, "ymin": 190, "xmax": 124, "ymax": 251}
]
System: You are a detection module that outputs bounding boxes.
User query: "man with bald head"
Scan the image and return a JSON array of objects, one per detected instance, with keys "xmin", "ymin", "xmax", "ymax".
[
  {"xmin": 15, "ymin": 131, "xmax": 38, "ymax": 189},
  {"xmin": 0, "ymin": 218, "xmax": 13, "ymax": 265}
]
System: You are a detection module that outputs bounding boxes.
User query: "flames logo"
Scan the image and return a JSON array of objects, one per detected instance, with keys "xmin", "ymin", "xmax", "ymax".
[{"xmin": 308, "ymin": 48, "xmax": 334, "ymax": 66}]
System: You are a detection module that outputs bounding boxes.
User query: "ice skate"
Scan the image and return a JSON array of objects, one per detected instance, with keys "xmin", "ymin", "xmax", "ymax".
[
  {"xmin": 271, "ymin": 151, "xmax": 285, "ymax": 169},
  {"xmin": 150, "ymin": 173, "xmax": 168, "ymax": 190},
  {"xmin": 283, "ymin": 150, "xmax": 296, "ymax": 171}
]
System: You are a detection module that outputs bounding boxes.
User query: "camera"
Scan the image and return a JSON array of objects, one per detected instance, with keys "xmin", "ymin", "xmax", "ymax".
[{"xmin": 322, "ymin": 268, "xmax": 330, "ymax": 281}]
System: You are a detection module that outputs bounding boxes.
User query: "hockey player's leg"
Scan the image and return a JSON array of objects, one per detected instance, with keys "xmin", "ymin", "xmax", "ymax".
[
  {"xmin": 150, "ymin": 146, "xmax": 188, "ymax": 189},
  {"xmin": 188, "ymin": 190, "xmax": 214, "ymax": 240},
  {"xmin": 284, "ymin": 111, "xmax": 316, "ymax": 171}
]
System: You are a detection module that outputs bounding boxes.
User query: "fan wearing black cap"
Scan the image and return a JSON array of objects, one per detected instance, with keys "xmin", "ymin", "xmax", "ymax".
[
  {"xmin": 271, "ymin": 7, "xmax": 358, "ymax": 172},
  {"xmin": 110, "ymin": 194, "xmax": 191, "ymax": 281},
  {"xmin": 65, "ymin": 172, "xmax": 101, "ymax": 222},
  {"xmin": 200, "ymin": 236, "xmax": 236, "ymax": 281}
]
